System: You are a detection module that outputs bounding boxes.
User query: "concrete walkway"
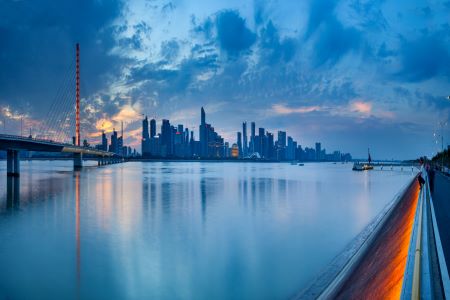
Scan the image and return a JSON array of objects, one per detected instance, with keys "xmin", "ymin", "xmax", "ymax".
[{"xmin": 430, "ymin": 172, "xmax": 450, "ymax": 274}]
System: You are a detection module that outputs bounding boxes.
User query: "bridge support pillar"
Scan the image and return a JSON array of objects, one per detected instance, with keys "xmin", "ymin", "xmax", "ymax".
[
  {"xmin": 74, "ymin": 153, "xmax": 83, "ymax": 169},
  {"xmin": 7, "ymin": 149, "xmax": 20, "ymax": 177}
]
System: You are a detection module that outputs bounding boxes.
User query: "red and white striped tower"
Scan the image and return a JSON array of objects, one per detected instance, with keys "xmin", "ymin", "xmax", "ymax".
[{"xmin": 75, "ymin": 43, "xmax": 80, "ymax": 146}]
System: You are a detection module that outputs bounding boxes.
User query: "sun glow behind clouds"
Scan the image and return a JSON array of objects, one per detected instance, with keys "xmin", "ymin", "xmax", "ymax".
[
  {"xmin": 351, "ymin": 101, "xmax": 372, "ymax": 114},
  {"xmin": 272, "ymin": 104, "xmax": 322, "ymax": 114}
]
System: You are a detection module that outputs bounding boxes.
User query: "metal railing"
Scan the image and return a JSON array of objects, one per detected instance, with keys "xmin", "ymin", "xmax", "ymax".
[{"xmin": 0, "ymin": 133, "xmax": 115, "ymax": 156}]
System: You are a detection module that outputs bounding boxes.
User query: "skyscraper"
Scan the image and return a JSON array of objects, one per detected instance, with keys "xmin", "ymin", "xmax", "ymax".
[
  {"xmin": 101, "ymin": 131, "xmax": 108, "ymax": 151},
  {"xmin": 277, "ymin": 131, "xmax": 286, "ymax": 148},
  {"xmin": 258, "ymin": 128, "xmax": 265, "ymax": 158},
  {"xmin": 110, "ymin": 129, "xmax": 118, "ymax": 154},
  {"xmin": 237, "ymin": 132, "xmax": 242, "ymax": 158},
  {"xmin": 161, "ymin": 119, "xmax": 172, "ymax": 156},
  {"xmin": 250, "ymin": 122, "xmax": 255, "ymax": 153},
  {"xmin": 199, "ymin": 107, "xmax": 208, "ymax": 157},
  {"xmin": 315, "ymin": 142, "xmax": 321, "ymax": 161},
  {"xmin": 242, "ymin": 122, "xmax": 248, "ymax": 158},
  {"xmin": 142, "ymin": 116, "xmax": 150, "ymax": 156},
  {"xmin": 150, "ymin": 118, "xmax": 156, "ymax": 138}
]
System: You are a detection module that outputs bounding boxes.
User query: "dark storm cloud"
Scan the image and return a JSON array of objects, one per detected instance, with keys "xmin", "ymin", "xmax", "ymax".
[
  {"xmin": 303, "ymin": 0, "xmax": 362, "ymax": 66},
  {"xmin": 215, "ymin": 10, "xmax": 257, "ymax": 56},
  {"xmin": 395, "ymin": 33, "xmax": 450, "ymax": 82},
  {"xmin": 259, "ymin": 21, "xmax": 297, "ymax": 65}
]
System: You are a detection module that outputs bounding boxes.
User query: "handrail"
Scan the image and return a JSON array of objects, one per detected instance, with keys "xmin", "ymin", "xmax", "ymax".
[{"xmin": 0, "ymin": 133, "xmax": 115, "ymax": 156}]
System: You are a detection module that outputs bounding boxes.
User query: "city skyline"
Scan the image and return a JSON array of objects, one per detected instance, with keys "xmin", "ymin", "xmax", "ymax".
[
  {"xmin": 139, "ymin": 106, "xmax": 352, "ymax": 161},
  {"xmin": 0, "ymin": 0, "xmax": 449, "ymax": 160}
]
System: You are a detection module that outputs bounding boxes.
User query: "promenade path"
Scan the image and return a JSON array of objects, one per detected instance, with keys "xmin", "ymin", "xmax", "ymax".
[{"xmin": 430, "ymin": 171, "xmax": 450, "ymax": 272}]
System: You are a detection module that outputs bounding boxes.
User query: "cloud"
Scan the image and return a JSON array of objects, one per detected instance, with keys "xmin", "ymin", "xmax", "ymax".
[
  {"xmin": 215, "ymin": 10, "xmax": 256, "ymax": 56},
  {"xmin": 350, "ymin": 101, "xmax": 372, "ymax": 114},
  {"xmin": 272, "ymin": 104, "xmax": 322, "ymax": 114},
  {"xmin": 395, "ymin": 34, "xmax": 450, "ymax": 82}
]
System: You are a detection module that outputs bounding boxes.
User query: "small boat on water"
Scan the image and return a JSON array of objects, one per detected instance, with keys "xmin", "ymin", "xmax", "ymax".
[
  {"xmin": 298, "ymin": 163, "xmax": 304, "ymax": 166},
  {"xmin": 352, "ymin": 163, "xmax": 374, "ymax": 171},
  {"xmin": 352, "ymin": 148, "xmax": 374, "ymax": 171}
]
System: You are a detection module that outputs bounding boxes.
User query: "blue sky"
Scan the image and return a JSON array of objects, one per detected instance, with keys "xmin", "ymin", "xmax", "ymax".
[{"xmin": 0, "ymin": 0, "xmax": 449, "ymax": 159}]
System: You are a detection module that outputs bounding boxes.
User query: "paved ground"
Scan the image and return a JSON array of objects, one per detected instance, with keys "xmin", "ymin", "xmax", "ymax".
[{"xmin": 430, "ymin": 171, "xmax": 450, "ymax": 270}]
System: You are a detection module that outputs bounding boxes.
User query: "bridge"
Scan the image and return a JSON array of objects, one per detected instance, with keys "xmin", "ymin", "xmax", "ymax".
[
  {"xmin": 1, "ymin": 43, "xmax": 123, "ymax": 176},
  {"xmin": 297, "ymin": 169, "xmax": 450, "ymax": 299},
  {"xmin": 0, "ymin": 134, "xmax": 121, "ymax": 176}
]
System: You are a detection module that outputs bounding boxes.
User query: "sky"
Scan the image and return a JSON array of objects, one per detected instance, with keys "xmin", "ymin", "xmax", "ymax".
[{"xmin": 0, "ymin": 0, "xmax": 449, "ymax": 159}]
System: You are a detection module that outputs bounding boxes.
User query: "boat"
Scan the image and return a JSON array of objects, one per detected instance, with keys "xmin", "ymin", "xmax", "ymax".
[
  {"xmin": 298, "ymin": 163, "xmax": 304, "ymax": 166},
  {"xmin": 352, "ymin": 148, "xmax": 374, "ymax": 171},
  {"xmin": 352, "ymin": 163, "xmax": 373, "ymax": 171}
]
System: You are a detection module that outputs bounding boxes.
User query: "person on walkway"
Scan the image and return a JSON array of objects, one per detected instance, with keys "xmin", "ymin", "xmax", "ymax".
[{"xmin": 418, "ymin": 157, "xmax": 425, "ymax": 188}]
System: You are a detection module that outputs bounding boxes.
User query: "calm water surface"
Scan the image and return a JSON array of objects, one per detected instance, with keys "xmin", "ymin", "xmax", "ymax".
[{"xmin": 0, "ymin": 161, "xmax": 414, "ymax": 299}]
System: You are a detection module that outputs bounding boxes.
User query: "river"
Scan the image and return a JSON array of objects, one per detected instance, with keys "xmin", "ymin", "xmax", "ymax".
[{"xmin": 0, "ymin": 161, "xmax": 415, "ymax": 299}]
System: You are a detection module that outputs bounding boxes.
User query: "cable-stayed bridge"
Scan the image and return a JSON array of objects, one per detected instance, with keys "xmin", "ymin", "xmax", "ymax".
[{"xmin": 1, "ymin": 44, "xmax": 122, "ymax": 176}]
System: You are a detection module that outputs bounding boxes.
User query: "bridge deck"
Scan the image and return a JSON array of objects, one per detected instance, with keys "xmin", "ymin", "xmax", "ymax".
[{"xmin": 0, "ymin": 134, "xmax": 114, "ymax": 157}]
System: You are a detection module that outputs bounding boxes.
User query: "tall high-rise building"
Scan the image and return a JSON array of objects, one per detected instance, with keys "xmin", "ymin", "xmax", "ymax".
[
  {"xmin": 150, "ymin": 118, "xmax": 156, "ymax": 138},
  {"xmin": 199, "ymin": 107, "xmax": 208, "ymax": 157},
  {"xmin": 277, "ymin": 131, "xmax": 286, "ymax": 148},
  {"xmin": 161, "ymin": 119, "xmax": 172, "ymax": 156},
  {"xmin": 258, "ymin": 128, "xmax": 265, "ymax": 158},
  {"xmin": 118, "ymin": 136, "xmax": 123, "ymax": 156},
  {"xmin": 142, "ymin": 116, "xmax": 151, "ymax": 156},
  {"xmin": 266, "ymin": 132, "xmax": 274, "ymax": 159},
  {"xmin": 287, "ymin": 136, "xmax": 294, "ymax": 160},
  {"xmin": 237, "ymin": 132, "xmax": 242, "ymax": 158},
  {"xmin": 110, "ymin": 129, "xmax": 118, "ymax": 154},
  {"xmin": 242, "ymin": 122, "xmax": 248, "ymax": 158},
  {"xmin": 315, "ymin": 142, "xmax": 321, "ymax": 161},
  {"xmin": 250, "ymin": 122, "xmax": 256, "ymax": 153},
  {"xmin": 101, "ymin": 131, "xmax": 108, "ymax": 151}
]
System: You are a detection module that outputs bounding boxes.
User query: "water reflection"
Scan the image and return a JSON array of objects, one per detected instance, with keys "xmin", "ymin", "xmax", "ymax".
[
  {"xmin": 75, "ymin": 172, "xmax": 81, "ymax": 297},
  {"xmin": 6, "ymin": 177, "xmax": 20, "ymax": 209},
  {"xmin": 0, "ymin": 162, "xmax": 416, "ymax": 300}
]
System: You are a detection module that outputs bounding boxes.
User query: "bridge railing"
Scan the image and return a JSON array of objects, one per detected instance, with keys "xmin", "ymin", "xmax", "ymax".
[{"xmin": 0, "ymin": 133, "xmax": 116, "ymax": 156}]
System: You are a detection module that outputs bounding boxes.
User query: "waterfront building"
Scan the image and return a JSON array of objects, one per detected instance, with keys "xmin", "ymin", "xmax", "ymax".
[
  {"xmin": 200, "ymin": 107, "xmax": 207, "ymax": 157},
  {"xmin": 242, "ymin": 122, "xmax": 248, "ymax": 157},
  {"xmin": 237, "ymin": 132, "xmax": 242, "ymax": 158},
  {"xmin": 109, "ymin": 129, "xmax": 118, "ymax": 154},
  {"xmin": 315, "ymin": 142, "xmax": 321, "ymax": 161},
  {"xmin": 287, "ymin": 136, "xmax": 294, "ymax": 160},
  {"xmin": 266, "ymin": 132, "xmax": 274, "ymax": 159},
  {"xmin": 142, "ymin": 117, "xmax": 150, "ymax": 157},
  {"xmin": 277, "ymin": 131, "xmax": 286, "ymax": 148},
  {"xmin": 137, "ymin": 108, "xmax": 351, "ymax": 161},
  {"xmin": 101, "ymin": 131, "xmax": 108, "ymax": 151},
  {"xmin": 231, "ymin": 143, "xmax": 239, "ymax": 158},
  {"xmin": 250, "ymin": 122, "xmax": 256, "ymax": 153},
  {"xmin": 150, "ymin": 118, "xmax": 156, "ymax": 138},
  {"xmin": 161, "ymin": 119, "xmax": 172, "ymax": 156}
]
